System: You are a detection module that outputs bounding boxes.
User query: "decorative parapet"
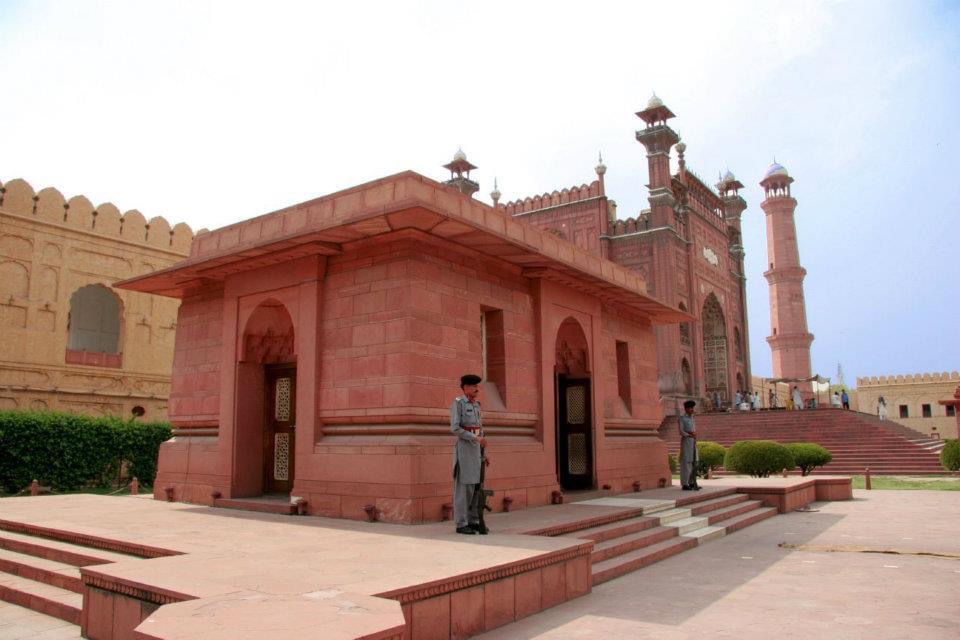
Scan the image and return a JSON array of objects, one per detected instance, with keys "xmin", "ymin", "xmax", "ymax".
[
  {"xmin": 0, "ymin": 177, "xmax": 194, "ymax": 255},
  {"xmin": 856, "ymin": 371, "xmax": 960, "ymax": 387},
  {"xmin": 500, "ymin": 181, "xmax": 602, "ymax": 216},
  {"xmin": 608, "ymin": 210, "xmax": 652, "ymax": 237}
]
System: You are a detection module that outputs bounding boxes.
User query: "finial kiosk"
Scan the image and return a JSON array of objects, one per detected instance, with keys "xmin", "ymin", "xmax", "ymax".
[{"xmin": 443, "ymin": 148, "xmax": 480, "ymax": 198}]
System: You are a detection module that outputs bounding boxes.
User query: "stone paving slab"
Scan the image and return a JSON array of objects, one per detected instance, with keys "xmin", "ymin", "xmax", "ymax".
[{"xmin": 478, "ymin": 489, "xmax": 960, "ymax": 639}]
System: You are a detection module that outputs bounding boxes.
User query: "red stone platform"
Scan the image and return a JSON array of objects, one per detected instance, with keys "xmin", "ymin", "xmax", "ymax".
[{"xmin": 0, "ymin": 477, "xmax": 851, "ymax": 639}]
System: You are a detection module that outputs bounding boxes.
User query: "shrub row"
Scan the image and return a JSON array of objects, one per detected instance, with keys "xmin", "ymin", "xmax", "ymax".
[
  {"xmin": 0, "ymin": 411, "xmax": 171, "ymax": 493},
  {"xmin": 942, "ymin": 439, "xmax": 960, "ymax": 471}
]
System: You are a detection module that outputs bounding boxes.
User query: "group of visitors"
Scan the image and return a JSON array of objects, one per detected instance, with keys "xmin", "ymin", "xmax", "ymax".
[
  {"xmin": 829, "ymin": 389, "xmax": 851, "ymax": 410},
  {"xmin": 732, "ymin": 389, "xmax": 761, "ymax": 411}
]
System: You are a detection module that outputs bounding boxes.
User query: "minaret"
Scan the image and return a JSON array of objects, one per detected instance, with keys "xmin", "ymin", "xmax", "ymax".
[
  {"xmin": 718, "ymin": 170, "xmax": 752, "ymax": 387},
  {"xmin": 443, "ymin": 148, "xmax": 479, "ymax": 197},
  {"xmin": 760, "ymin": 162, "xmax": 814, "ymax": 398},
  {"xmin": 635, "ymin": 94, "xmax": 680, "ymax": 228}
]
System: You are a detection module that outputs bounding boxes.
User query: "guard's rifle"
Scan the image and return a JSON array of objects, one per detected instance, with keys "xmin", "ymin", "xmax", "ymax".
[{"xmin": 472, "ymin": 447, "xmax": 493, "ymax": 534}]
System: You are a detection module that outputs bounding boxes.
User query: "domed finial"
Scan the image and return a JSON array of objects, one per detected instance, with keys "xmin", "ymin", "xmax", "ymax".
[
  {"xmin": 490, "ymin": 177, "xmax": 501, "ymax": 204},
  {"xmin": 722, "ymin": 169, "xmax": 736, "ymax": 182},
  {"xmin": 595, "ymin": 151, "xmax": 607, "ymax": 176},
  {"xmin": 453, "ymin": 147, "xmax": 466, "ymax": 162},
  {"xmin": 675, "ymin": 141, "xmax": 686, "ymax": 154},
  {"xmin": 647, "ymin": 92, "xmax": 664, "ymax": 109}
]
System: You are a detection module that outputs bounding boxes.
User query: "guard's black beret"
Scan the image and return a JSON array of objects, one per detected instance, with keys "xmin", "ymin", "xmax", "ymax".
[
  {"xmin": 460, "ymin": 374, "xmax": 482, "ymax": 387},
  {"xmin": 683, "ymin": 400, "xmax": 696, "ymax": 409}
]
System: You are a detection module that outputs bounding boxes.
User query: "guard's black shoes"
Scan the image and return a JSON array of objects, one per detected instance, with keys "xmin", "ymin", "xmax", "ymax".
[
  {"xmin": 476, "ymin": 526, "xmax": 489, "ymax": 535},
  {"xmin": 456, "ymin": 526, "xmax": 478, "ymax": 535},
  {"xmin": 681, "ymin": 485, "xmax": 693, "ymax": 490},
  {"xmin": 692, "ymin": 485, "xmax": 702, "ymax": 491}
]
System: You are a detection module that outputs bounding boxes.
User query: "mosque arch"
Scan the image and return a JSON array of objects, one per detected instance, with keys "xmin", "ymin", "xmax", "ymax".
[
  {"xmin": 554, "ymin": 316, "xmax": 593, "ymax": 490},
  {"xmin": 701, "ymin": 293, "xmax": 728, "ymax": 402},
  {"xmin": 235, "ymin": 298, "xmax": 298, "ymax": 497}
]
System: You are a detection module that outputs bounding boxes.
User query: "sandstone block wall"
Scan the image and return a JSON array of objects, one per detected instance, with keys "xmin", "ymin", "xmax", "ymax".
[{"xmin": 0, "ymin": 177, "xmax": 193, "ymax": 420}]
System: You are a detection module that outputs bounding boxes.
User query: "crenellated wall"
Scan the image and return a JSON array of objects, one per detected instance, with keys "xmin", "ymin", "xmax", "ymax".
[
  {"xmin": 854, "ymin": 371, "xmax": 959, "ymax": 438},
  {"xmin": 0, "ymin": 176, "xmax": 195, "ymax": 421},
  {"xmin": 0, "ymin": 178, "xmax": 194, "ymax": 254},
  {"xmin": 499, "ymin": 181, "xmax": 602, "ymax": 216},
  {"xmin": 857, "ymin": 372, "xmax": 960, "ymax": 386}
]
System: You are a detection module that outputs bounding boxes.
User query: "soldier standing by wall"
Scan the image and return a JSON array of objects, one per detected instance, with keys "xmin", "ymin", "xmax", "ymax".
[{"xmin": 451, "ymin": 374, "xmax": 487, "ymax": 534}]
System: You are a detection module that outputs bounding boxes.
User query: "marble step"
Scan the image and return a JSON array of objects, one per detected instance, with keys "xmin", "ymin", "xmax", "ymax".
[
  {"xmin": 685, "ymin": 525, "xmax": 726, "ymax": 544},
  {"xmin": 655, "ymin": 508, "xmax": 692, "ymax": 524},
  {"xmin": 663, "ymin": 516, "xmax": 710, "ymax": 535}
]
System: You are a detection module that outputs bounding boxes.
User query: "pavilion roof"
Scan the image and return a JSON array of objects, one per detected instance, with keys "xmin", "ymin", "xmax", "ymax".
[{"xmin": 115, "ymin": 171, "xmax": 690, "ymax": 324}]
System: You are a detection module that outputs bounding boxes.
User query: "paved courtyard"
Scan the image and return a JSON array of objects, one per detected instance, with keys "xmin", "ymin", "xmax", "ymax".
[
  {"xmin": 479, "ymin": 489, "xmax": 960, "ymax": 639},
  {"xmin": 1, "ymin": 488, "xmax": 957, "ymax": 639}
]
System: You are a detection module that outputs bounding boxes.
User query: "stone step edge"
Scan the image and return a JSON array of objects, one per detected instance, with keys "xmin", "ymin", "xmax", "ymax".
[
  {"xmin": 0, "ymin": 575, "xmax": 83, "ymax": 626},
  {"xmin": 0, "ymin": 531, "xmax": 123, "ymax": 568},
  {"xmin": 591, "ymin": 505, "xmax": 780, "ymax": 585},
  {"xmin": 563, "ymin": 493, "xmax": 737, "ymax": 542},
  {"xmin": 0, "ymin": 548, "xmax": 83, "ymax": 593},
  {"xmin": 705, "ymin": 500, "xmax": 765, "ymax": 526},
  {"xmin": 590, "ymin": 526, "xmax": 680, "ymax": 563},
  {"xmin": 591, "ymin": 537, "xmax": 697, "ymax": 585},
  {"xmin": 0, "ymin": 518, "xmax": 179, "ymax": 560}
]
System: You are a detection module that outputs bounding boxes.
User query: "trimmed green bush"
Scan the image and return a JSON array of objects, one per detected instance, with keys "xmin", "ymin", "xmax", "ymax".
[
  {"xmin": 0, "ymin": 411, "xmax": 171, "ymax": 493},
  {"xmin": 724, "ymin": 440, "xmax": 795, "ymax": 478},
  {"xmin": 786, "ymin": 443, "xmax": 833, "ymax": 476},
  {"xmin": 941, "ymin": 439, "xmax": 960, "ymax": 472},
  {"xmin": 667, "ymin": 453, "xmax": 678, "ymax": 474},
  {"xmin": 696, "ymin": 441, "xmax": 726, "ymax": 476}
]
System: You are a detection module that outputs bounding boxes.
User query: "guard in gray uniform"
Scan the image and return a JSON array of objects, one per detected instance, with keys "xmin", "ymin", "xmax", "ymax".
[
  {"xmin": 451, "ymin": 374, "xmax": 487, "ymax": 534},
  {"xmin": 678, "ymin": 399, "xmax": 701, "ymax": 491}
]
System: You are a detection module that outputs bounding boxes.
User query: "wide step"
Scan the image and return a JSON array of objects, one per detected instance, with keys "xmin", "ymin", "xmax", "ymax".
[
  {"xmin": 592, "ymin": 537, "xmax": 697, "ymax": 585},
  {"xmin": 0, "ymin": 573, "xmax": 82, "ymax": 625},
  {"xmin": 0, "ymin": 548, "xmax": 82, "ymax": 593},
  {"xmin": 0, "ymin": 530, "xmax": 136, "ymax": 567}
]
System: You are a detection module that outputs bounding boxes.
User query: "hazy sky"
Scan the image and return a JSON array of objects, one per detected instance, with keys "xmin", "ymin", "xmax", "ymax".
[{"xmin": 1, "ymin": 1, "xmax": 957, "ymax": 384}]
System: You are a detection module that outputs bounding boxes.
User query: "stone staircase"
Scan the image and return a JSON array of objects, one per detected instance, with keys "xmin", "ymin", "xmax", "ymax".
[
  {"xmin": 0, "ymin": 521, "xmax": 152, "ymax": 633},
  {"xmin": 558, "ymin": 488, "xmax": 777, "ymax": 585},
  {"xmin": 659, "ymin": 409, "xmax": 946, "ymax": 475}
]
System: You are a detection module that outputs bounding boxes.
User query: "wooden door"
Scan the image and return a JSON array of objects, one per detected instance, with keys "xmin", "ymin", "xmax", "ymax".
[
  {"xmin": 264, "ymin": 366, "xmax": 296, "ymax": 494},
  {"xmin": 558, "ymin": 376, "xmax": 593, "ymax": 490}
]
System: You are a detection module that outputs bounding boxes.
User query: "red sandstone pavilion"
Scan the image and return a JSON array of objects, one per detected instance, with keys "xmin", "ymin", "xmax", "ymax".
[{"xmin": 118, "ymin": 167, "xmax": 690, "ymax": 523}]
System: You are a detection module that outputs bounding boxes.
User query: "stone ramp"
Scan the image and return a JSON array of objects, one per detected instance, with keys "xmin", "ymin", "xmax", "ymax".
[{"xmin": 659, "ymin": 409, "xmax": 945, "ymax": 474}]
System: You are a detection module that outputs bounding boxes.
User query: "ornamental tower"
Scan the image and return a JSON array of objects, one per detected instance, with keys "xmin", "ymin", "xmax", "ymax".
[
  {"xmin": 760, "ymin": 163, "xmax": 814, "ymax": 398},
  {"xmin": 443, "ymin": 148, "xmax": 479, "ymax": 197}
]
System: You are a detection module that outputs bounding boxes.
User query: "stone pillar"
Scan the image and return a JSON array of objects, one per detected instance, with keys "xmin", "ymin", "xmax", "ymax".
[{"xmin": 760, "ymin": 163, "xmax": 814, "ymax": 399}]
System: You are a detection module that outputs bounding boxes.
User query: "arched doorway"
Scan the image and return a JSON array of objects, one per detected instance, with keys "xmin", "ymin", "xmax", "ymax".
[
  {"xmin": 702, "ymin": 294, "xmax": 729, "ymax": 402},
  {"xmin": 555, "ymin": 317, "xmax": 593, "ymax": 490},
  {"xmin": 235, "ymin": 300, "xmax": 297, "ymax": 496}
]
